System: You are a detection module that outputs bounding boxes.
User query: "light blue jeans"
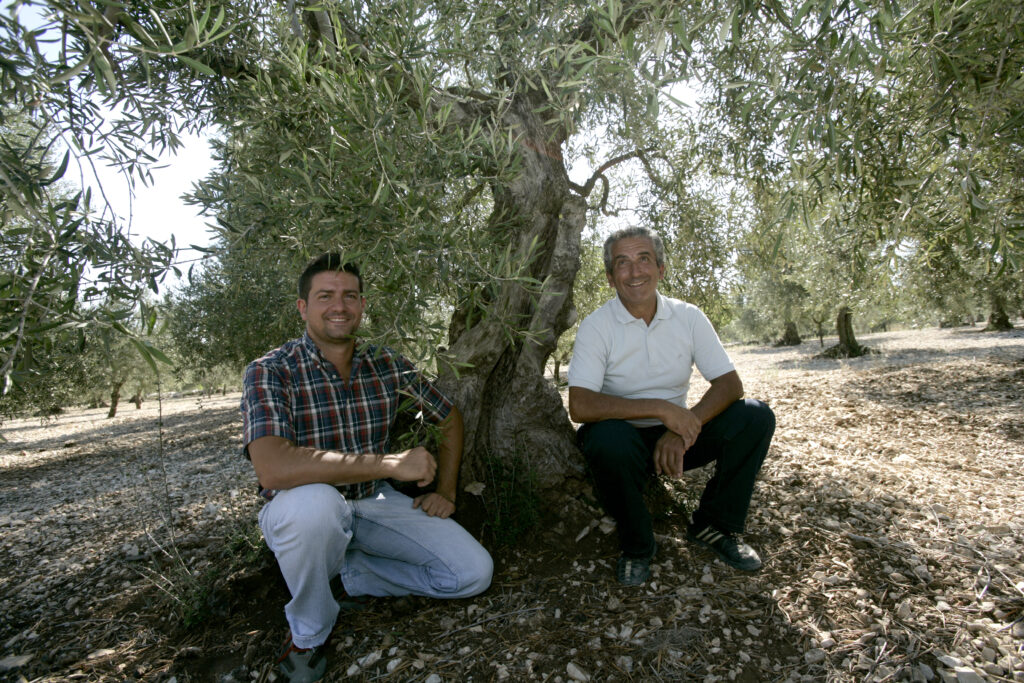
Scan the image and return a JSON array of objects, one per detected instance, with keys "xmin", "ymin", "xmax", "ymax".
[{"xmin": 258, "ymin": 482, "xmax": 493, "ymax": 648}]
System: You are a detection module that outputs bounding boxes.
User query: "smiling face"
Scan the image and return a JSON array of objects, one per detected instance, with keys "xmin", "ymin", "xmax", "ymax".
[
  {"xmin": 297, "ymin": 271, "xmax": 365, "ymax": 348},
  {"xmin": 606, "ymin": 235, "xmax": 665, "ymax": 315}
]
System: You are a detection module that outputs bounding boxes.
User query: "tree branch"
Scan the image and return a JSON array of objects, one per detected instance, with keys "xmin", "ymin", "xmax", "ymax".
[{"xmin": 571, "ymin": 148, "xmax": 654, "ymax": 198}]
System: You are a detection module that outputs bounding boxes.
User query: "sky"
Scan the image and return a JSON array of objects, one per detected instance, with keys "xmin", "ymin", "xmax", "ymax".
[{"xmin": 83, "ymin": 131, "xmax": 219, "ymax": 287}]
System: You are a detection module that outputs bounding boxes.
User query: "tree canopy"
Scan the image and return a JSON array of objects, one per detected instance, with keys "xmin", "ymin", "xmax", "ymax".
[{"xmin": 3, "ymin": 0, "xmax": 1021, "ymax": 481}]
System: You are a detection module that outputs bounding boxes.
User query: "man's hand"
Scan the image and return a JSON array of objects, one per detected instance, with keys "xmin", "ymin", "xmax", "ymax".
[
  {"xmin": 384, "ymin": 446, "xmax": 437, "ymax": 487},
  {"xmin": 413, "ymin": 492, "xmax": 456, "ymax": 518},
  {"xmin": 660, "ymin": 403, "xmax": 701, "ymax": 449},
  {"xmin": 653, "ymin": 430, "xmax": 688, "ymax": 478}
]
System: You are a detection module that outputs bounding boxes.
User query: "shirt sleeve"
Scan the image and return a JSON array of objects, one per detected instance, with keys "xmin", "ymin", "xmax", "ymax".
[
  {"xmin": 241, "ymin": 360, "xmax": 296, "ymax": 447},
  {"xmin": 394, "ymin": 354, "xmax": 453, "ymax": 424},
  {"xmin": 567, "ymin": 315, "xmax": 607, "ymax": 391},
  {"xmin": 690, "ymin": 308, "xmax": 735, "ymax": 381}
]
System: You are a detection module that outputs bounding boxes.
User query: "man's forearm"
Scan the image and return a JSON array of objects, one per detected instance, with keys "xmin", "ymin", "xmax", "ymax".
[
  {"xmin": 434, "ymin": 406, "xmax": 464, "ymax": 502},
  {"xmin": 568, "ymin": 386, "xmax": 673, "ymax": 425},
  {"xmin": 689, "ymin": 371, "xmax": 744, "ymax": 425},
  {"xmin": 249, "ymin": 436, "xmax": 425, "ymax": 491}
]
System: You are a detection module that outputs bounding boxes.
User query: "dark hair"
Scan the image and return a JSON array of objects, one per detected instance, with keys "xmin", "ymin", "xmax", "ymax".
[
  {"xmin": 603, "ymin": 227, "xmax": 666, "ymax": 273},
  {"xmin": 298, "ymin": 253, "xmax": 363, "ymax": 300}
]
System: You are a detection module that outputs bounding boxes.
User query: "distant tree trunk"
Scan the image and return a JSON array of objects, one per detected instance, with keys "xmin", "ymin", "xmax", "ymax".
[
  {"xmin": 817, "ymin": 306, "xmax": 872, "ymax": 358},
  {"xmin": 810, "ymin": 314, "xmax": 827, "ymax": 347},
  {"xmin": 774, "ymin": 321, "xmax": 802, "ymax": 346},
  {"xmin": 107, "ymin": 380, "xmax": 125, "ymax": 418},
  {"xmin": 130, "ymin": 392, "xmax": 143, "ymax": 409},
  {"xmin": 551, "ymin": 358, "xmax": 562, "ymax": 385},
  {"xmin": 984, "ymin": 293, "xmax": 1013, "ymax": 331}
]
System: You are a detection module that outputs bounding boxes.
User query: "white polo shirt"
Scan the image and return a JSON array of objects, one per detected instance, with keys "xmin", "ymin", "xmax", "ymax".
[{"xmin": 567, "ymin": 292, "xmax": 735, "ymax": 427}]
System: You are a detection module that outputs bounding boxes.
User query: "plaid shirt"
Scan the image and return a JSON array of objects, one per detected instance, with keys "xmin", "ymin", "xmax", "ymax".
[{"xmin": 241, "ymin": 332, "xmax": 453, "ymax": 501}]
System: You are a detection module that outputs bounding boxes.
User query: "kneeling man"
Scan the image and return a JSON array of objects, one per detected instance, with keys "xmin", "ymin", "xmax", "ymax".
[{"xmin": 241, "ymin": 253, "xmax": 492, "ymax": 680}]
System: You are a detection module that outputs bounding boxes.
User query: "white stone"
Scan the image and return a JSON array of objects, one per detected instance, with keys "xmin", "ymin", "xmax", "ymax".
[
  {"xmin": 804, "ymin": 649, "xmax": 827, "ymax": 665},
  {"xmin": 953, "ymin": 666, "xmax": 985, "ymax": 683},
  {"xmin": 0, "ymin": 655, "xmax": 33, "ymax": 671},
  {"xmin": 567, "ymin": 661, "xmax": 591, "ymax": 681},
  {"xmin": 357, "ymin": 650, "xmax": 381, "ymax": 668}
]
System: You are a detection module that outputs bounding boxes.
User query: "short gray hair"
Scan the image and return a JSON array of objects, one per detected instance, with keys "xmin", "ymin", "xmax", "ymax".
[{"xmin": 603, "ymin": 227, "xmax": 665, "ymax": 273}]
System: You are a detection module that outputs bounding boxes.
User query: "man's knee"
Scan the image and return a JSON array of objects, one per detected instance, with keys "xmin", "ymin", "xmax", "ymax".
[
  {"xmin": 743, "ymin": 399, "xmax": 776, "ymax": 440},
  {"xmin": 260, "ymin": 484, "xmax": 352, "ymax": 547},
  {"xmin": 579, "ymin": 419, "xmax": 642, "ymax": 469},
  {"xmin": 455, "ymin": 542, "xmax": 493, "ymax": 597}
]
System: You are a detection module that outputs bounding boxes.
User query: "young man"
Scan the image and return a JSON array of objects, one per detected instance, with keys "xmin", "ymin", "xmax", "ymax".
[
  {"xmin": 568, "ymin": 227, "xmax": 774, "ymax": 585},
  {"xmin": 241, "ymin": 253, "xmax": 492, "ymax": 681}
]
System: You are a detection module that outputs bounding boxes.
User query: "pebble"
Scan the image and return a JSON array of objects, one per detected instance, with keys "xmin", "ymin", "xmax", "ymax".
[
  {"xmin": 567, "ymin": 661, "xmax": 590, "ymax": 681},
  {"xmin": 0, "ymin": 655, "xmax": 33, "ymax": 671},
  {"xmin": 804, "ymin": 648, "xmax": 826, "ymax": 665},
  {"xmin": 953, "ymin": 667, "xmax": 985, "ymax": 683},
  {"xmin": 424, "ymin": 675, "xmax": 442, "ymax": 683}
]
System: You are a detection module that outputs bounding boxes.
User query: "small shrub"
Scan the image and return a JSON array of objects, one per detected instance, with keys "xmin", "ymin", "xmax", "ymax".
[{"xmin": 481, "ymin": 451, "xmax": 540, "ymax": 547}]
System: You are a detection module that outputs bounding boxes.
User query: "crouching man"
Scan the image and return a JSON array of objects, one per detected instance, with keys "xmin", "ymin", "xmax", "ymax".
[
  {"xmin": 568, "ymin": 228, "xmax": 775, "ymax": 585},
  {"xmin": 241, "ymin": 253, "xmax": 492, "ymax": 681}
]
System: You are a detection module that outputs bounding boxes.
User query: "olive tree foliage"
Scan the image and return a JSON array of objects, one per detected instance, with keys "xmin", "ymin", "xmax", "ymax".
[
  {"xmin": 171, "ymin": 0, "xmax": 752, "ymax": 488},
  {"xmin": 0, "ymin": 1, "xmax": 226, "ymax": 406},
  {"xmin": 698, "ymin": 0, "xmax": 1024, "ymax": 341}
]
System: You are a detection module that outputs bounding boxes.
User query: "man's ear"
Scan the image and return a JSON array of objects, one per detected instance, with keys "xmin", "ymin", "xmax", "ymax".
[{"xmin": 296, "ymin": 298, "xmax": 307, "ymax": 320}]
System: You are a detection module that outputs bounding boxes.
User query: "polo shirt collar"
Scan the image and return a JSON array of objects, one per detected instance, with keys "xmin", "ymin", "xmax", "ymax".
[{"xmin": 611, "ymin": 291, "xmax": 672, "ymax": 324}]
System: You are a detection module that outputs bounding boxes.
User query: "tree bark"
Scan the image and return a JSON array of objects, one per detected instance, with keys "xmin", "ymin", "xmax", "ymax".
[
  {"xmin": 817, "ymin": 306, "xmax": 872, "ymax": 358},
  {"xmin": 107, "ymin": 380, "xmax": 125, "ymax": 418},
  {"xmin": 439, "ymin": 97, "xmax": 584, "ymax": 491},
  {"xmin": 984, "ymin": 293, "xmax": 1013, "ymax": 331},
  {"xmin": 774, "ymin": 321, "xmax": 802, "ymax": 346}
]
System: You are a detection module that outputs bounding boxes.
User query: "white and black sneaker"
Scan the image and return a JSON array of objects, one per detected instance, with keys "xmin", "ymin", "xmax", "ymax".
[
  {"xmin": 277, "ymin": 636, "xmax": 329, "ymax": 682},
  {"xmin": 687, "ymin": 522, "xmax": 762, "ymax": 572}
]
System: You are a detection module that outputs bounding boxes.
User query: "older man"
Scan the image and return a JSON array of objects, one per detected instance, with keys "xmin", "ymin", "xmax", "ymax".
[{"xmin": 568, "ymin": 227, "xmax": 774, "ymax": 585}]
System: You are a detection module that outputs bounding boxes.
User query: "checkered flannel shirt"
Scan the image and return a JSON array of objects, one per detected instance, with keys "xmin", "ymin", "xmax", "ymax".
[{"xmin": 241, "ymin": 332, "xmax": 453, "ymax": 501}]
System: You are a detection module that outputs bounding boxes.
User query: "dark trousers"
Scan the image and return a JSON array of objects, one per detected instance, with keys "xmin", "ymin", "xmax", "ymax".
[{"xmin": 578, "ymin": 399, "xmax": 775, "ymax": 559}]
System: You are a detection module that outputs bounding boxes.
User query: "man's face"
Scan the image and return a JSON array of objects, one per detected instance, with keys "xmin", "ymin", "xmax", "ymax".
[
  {"xmin": 297, "ymin": 271, "xmax": 365, "ymax": 346},
  {"xmin": 606, "ymin": 236, "xmax": 664, "ymax": 309}
]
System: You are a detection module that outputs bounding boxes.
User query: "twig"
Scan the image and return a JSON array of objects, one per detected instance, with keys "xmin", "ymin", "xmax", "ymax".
[{"xmin": 440, "ymin": 606, "xmax": 544, "ymax": 637}]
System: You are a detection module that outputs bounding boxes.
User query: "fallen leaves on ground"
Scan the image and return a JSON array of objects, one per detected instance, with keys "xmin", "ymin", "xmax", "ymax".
[{"xmin": 1, "ymin": 327, "xmax": 1022, "ymax": 682}]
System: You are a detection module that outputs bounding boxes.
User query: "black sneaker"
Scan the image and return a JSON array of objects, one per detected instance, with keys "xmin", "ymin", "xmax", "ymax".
[
  {"xmin": 277, "ymin": 637, "xmax": 328, "ymax": 682},
  {"xmin": 616, "ymin": 540, "xmax": 657, "ymax": 586},
  {"xmin": 687, "ymin": 523, "xmax": 762, "ymax": 572}
]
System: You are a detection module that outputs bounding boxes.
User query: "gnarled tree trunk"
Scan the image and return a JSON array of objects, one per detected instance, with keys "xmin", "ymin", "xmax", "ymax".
[
  {"xmin": 817, "ymin": 306, "xmax": 872, "ymax": 358},
  {"xmin": 984, "ymin": 293, "xmax": 1013, "ymax": 331},
  {"xmin": 439, "ymin": 98, "xmax": 584, "ymax": 491},
  {"xmin": 774, "ymin": 321, "xmax": 802, "ymax": 346}
]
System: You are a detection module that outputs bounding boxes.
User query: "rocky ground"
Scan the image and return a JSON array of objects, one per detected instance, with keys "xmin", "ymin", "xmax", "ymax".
[{"xmin": 1, "ymin": 325, "xmax": 1023, "ymax": 683}]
